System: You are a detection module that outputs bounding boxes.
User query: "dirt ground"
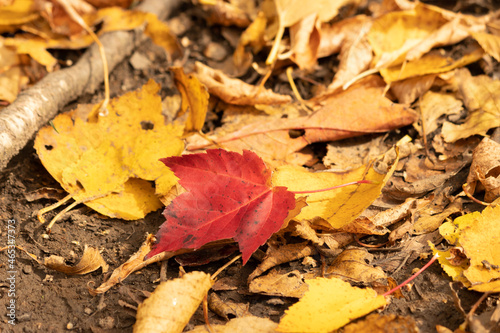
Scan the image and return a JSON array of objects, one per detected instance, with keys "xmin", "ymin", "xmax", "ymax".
[{"xmin": 1, "ymin": 1, "xmax": 499, "ymax": 332}]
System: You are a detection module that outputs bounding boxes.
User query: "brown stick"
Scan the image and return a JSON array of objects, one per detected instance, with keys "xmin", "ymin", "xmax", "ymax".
[{"xmin": 0, "ymin": 0, "xmax": 181, "ymax": 170}]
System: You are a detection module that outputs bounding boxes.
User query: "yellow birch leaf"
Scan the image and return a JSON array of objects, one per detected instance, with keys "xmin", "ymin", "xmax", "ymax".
[
  {"xmin": 34, "ymin": 80, "xmax": 184, "ymax": 220},
  {"xmin": 133, "ymin": 271, "xmax": 213, "ymax": 333},
  {"xmin": 442, "ymin": 68, "xmax": 500, "ymax": 143},
  {"xmin": 272, "ymin": 154, "xmax": 397, "ymax": 228},
  {"xmin": 277, "ymin": 277, "xmax": 387, "ymax": 332},
  {"xmin": 380, "ymin": 44, "xmax": 483, "ymax": 83},
  {"xmin": 171, "ymin": 66, "xmax": 210, "ymax": 133},
  {"xmin": 433, "ymin": 198, "xmax": 500, "ymax": 292}
]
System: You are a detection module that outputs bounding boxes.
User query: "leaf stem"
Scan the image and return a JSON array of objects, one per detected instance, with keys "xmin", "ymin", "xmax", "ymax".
[
  {"xmin": 383, "ymin": 253, "xmax": 439, "ymax": 297},
  {"xmin": 290, "ymin": 180, "xmax": 374, "ymax": 194}
]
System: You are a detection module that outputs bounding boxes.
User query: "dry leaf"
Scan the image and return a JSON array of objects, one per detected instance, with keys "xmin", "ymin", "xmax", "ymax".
[
  {"xmin": 170, "ymin": 66, "xmax": 209, "ymax": 133},
  {"xmin": 249, "ymin": 268, "xmax": 311, "ymax": 298},
  {"xmin": 434, "ymin": 198, "xmax": 500, "ymax": 292},
  {"xmin": 189, "ymin": 76, "xmax": 416, "ymax": 166},
  {"xmin": 343, "ymin": 313, "xmax": 419, "ymax": 333},
  {"xmin": 326, "ymin": 247, "xmax": 386, "ymax": 282},
  {"xmin": 442, "ymin": 68, "xmax": 500, "ymax": 142},
  {"xmin": 194, "ymin": 62, "xmax": 292, "ymax": 105},
  {"xmin": 186, "ymin": 316, "xmax": 278, "ymax": 333},
  {"xmin": 277, "ymin": 277, "xmax": 387, "ymax": 332},
  {"xmin": 44, "ymin": 245, "xmax": 108, "ymax": 275},
  {"xmin": 208, "ymin": 293, "xmax": 249, "ymax": 320},
  {"xmin": 133, "ymin": 271, "xmax": 213, "ymax": 333},
  {"xmin": 464, "ymin": 138, "xmax": 500, "ymax": 202}
]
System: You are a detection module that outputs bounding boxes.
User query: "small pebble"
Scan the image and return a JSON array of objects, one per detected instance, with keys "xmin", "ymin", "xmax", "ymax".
[
  {"xmin": 66, "ymin": 322, "xmax": 74, "ymax": 330},
  {"xmin": 84, "ymin": 307, "xmax": 93, "ymax": 315},
  {"xmin": 22, "ymin": 265, "xmax": 33, "ymax": 274},
  {"xmin": 41, "ymin": 233, "xmax": 49, "ymax": 239}
]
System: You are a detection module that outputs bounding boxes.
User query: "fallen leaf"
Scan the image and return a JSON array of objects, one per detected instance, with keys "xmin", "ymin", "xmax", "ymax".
[
  {"xmin": 343, "ymin": 313, "xmax": 419, "ymax": 333},
  {"xmin": 249, "ymin": 268, "xmax": 311, "ymax": 298},
  {"xmin": 326, "ymin": 247, "xmax": 386, "ymax": 282},
  {"xmin": 170, "ymin": 66, "xmax": 209, "ymax": 133},
  {"xmin": 43, "ymin": 245, "xmax": 108, "ymax": 275},
  {"xmin": 434, "ymin": 198, "xmax": 500, "ymax": 292},
  {"xmin": 186, "ymin": 315, "xmax": 278, "ymax": 333},
  {"xmin": 208, "ymin": 292, "xmax": 249, "ymax": 320},
  {"xmin": 464, "ymin": 138, "xmax": 500, "ymax": 202},
  {"xmin": 194, "ymin": 62, "xmax": 292, "ymax": 105},
  {"xmin": 35, "ymin": 80, "xmax": 184, "ymax": 220},
  {"xmin": 442, "ymin": 68, "xmax": 500, "ymax": 142},
  {"xmin": 277, "ymin": 277, "xmax": 387, "ymax": 332},
  {"xmin": 146, "ymin": 149, "xmax": 297, "ymax": 264},
  {"xmin": 414, "ymin": 91, "xmax": 463, "ymax": 137},
  {"xmin": 472, "ymin": 31, "xmax": 500, "ymax": 62},
  {"xmin": 189, "ymin": 76, "xmax": 416, "ymax": 166},
  {"xmin": 133, "ymin": 271, "xmax": 213, "ymax": 333},
  {"xmin": 288, "ymin": 13, "xmax": 320, "ymax": 70},
  {"xmin": 272, "ymin": 150, "xmax": 398, "ymax": 228},
  {"xmin": 249, "ymin": 242, "xmax": 317, "ymax": 281}
]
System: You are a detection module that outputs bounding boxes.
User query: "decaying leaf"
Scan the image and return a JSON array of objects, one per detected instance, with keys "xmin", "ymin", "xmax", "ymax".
[
  {"xmin": 43, "ymin": 245, "xmax": 108, "ymax": 275},
  {"xmin": 133, "ymin": 271, "xmax": 213, "ymax": 333},
  {"xmin": 208, "ymin": 292, "xmax": 249, "ymax": 320},
  {"xmin": 34, "ymin": 80, "xmax": 184, "ymax": 220},
  {"xmin": 186, "ymin": 315, "xmax": 278, "ymax": 333},
  {"xmin": 343, "ymin": 313, "xmax": 419, "ymax": 333},
  {"xmin": 249, "ymin": 268, "xmax": 311, "ymax": 298},
  {"xmin": 433, "ymin": 198, "xmax": 500, "ymax": 292},
  {"xmin": 277, "ymin": 277, "xmax": 387, "ymax": 332},
  {"xmin": 326, "ymin": 248, "xmax": 386, "ymax": 283}
]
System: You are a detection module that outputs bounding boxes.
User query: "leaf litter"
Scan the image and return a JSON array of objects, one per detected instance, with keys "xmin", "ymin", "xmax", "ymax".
[{"xmin": 4, "ymin": 0, "xmax": 500, "ymax": 332}]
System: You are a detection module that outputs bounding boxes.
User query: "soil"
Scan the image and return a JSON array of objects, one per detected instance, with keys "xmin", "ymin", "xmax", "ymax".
[{"xmin": 1, "ymin": 1, "xmax": 499, "ymax": 333}]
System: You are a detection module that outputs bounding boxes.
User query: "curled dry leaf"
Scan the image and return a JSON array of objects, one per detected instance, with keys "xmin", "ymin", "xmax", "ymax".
[
  {"xmin": 248, "ymin": 242, "xmax": 317, "ymax": 281},
  {"xmin": 208, "ymin": 292, "xmax": 249, "ymax": 320},
  {"xmin": 89, "ymin": 235, "xmax": 186, "ymax": 295},
  {"xmin": 44, "ymin": 245, "xmax": 108, "ymax": 275},
  {"xmin": 194, "ymin": 62, "xmax": 292, "ymax": 105},
  {"xmin": 464, "ymin": 137, "xmax": 500, "ymax": 202},
  {"xmin": 133, "ymin": 271, "xmax": 213, "ymax": 333}
]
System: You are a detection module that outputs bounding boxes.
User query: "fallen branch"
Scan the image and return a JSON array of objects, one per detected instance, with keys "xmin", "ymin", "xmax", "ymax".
[{"xmin": 0, "ymin": 0, "xmax": 181, "ymax": 170}]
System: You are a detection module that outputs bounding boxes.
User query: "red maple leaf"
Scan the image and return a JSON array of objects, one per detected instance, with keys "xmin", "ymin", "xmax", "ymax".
[{"xmin": 146, "ymin": 149, "xmax": 296, "ymax": 263}]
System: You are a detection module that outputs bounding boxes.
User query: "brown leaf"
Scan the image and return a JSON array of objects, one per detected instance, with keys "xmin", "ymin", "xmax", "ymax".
[
  {"xmin": 189, "ymin": 76, "xmax": 417, "ymax": 165},
  {"xmin": 249, "ymin": 268, "xmax": 311, "ymax": 298},
  {"xmin": 186, "ymin": 316, "xmax": 278, "ymax": 333},
  {"xmin": 194, "ymin": 62, "xmax": 292, "ymax": 105},
  {"xmin": 208, "ymin": 293, "xmax": 249, "ymax": 320},
  {"xmin": 326, "ymin": 247, "xmax": 386, "ymax": 283},
  {"xmin": 44, "ymin": 245, "xmax": 108, "ymax": 275},
  {"xmin": 465, "ymin": 137, "xmax": 500, "ymax": 202}
]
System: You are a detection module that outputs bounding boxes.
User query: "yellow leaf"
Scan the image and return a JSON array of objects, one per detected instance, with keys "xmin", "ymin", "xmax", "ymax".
[
  {"xmin": 433, "ymin": 198, "xmax": 500, "ymax": 292},
  {"xmin": 34, "ymin": 80, "xmax": 184, "ymax": 220},
  {"xmin": 442, "ymin": 68, "xmax": 500, "ymax": 142},
  {"xmin": 272, "ymin": 153, "xmax": 398, "ymax": 228},
  {"xmin": 380, "ymin": 43, "xmax": 483, "ymax": 83},
  {"xmin": 0, "ymin": 0, "xmax": 39, "ymax": 31},
  {"xmin": 277, "ymin": 277, "xmax": 387, "ymax": 332},
  {"xmin": 171, "ymin": 66, "xmax": 209, "ymax": 133},
  {"xmin": 472, "ymin": 31, "xmax": 500, "ymax": 62},
  {"xmin": 368, "ymin": 3, "xmax": 447, "ymax": 68},
  {"xmin": 134, "ymin": 271, "xmax": 213, "ymax": 333},
  {"xmin": 44, "ymin": 245, "xmax": 109, "ymax": 275}
]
